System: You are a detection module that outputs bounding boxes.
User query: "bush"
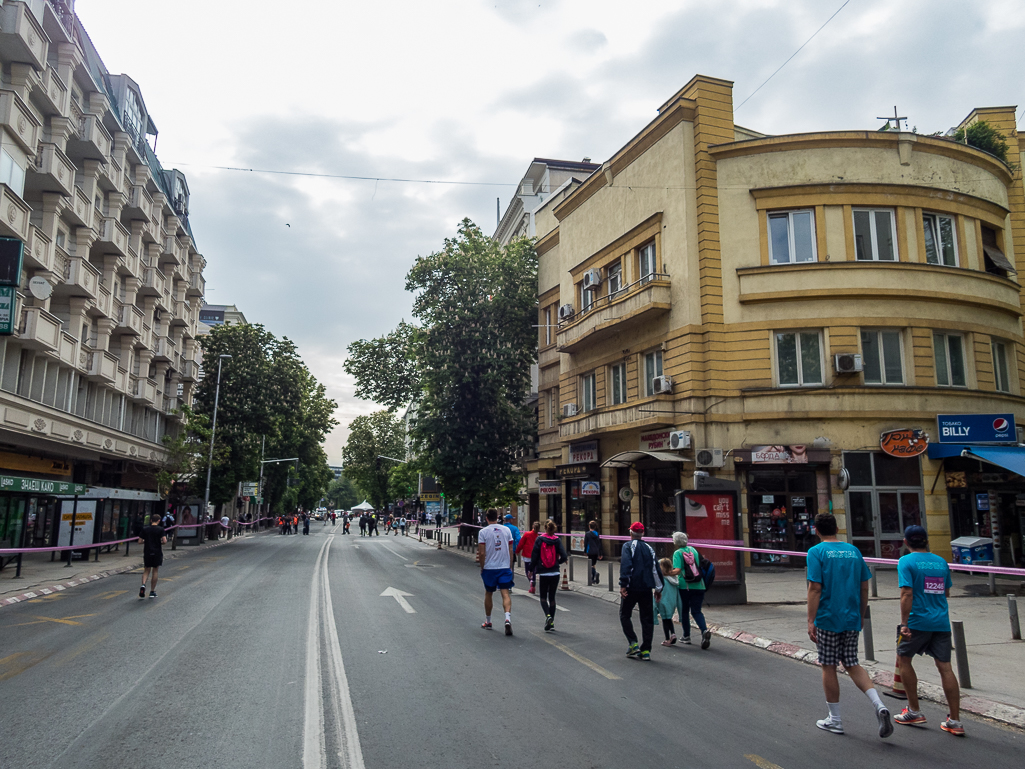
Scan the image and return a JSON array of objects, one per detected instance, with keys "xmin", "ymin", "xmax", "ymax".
[{"xmin": 952, "ymin": 121, "xmax": 1009, "ymax": 163}]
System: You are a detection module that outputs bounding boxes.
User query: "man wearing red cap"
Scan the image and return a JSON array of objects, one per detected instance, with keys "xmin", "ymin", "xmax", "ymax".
[{"xmin": 619, "ymin": 521, "xmax": 663, "ymax": 661}]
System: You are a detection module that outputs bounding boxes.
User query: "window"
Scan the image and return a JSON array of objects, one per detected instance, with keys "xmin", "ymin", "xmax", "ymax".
[
  {"xmin": 853, "ymin": 209, "xmax": 896, "ymax": 261},
  {"xmin": 775, "ymin": 331, "xmax": 823, "ymax": 386},
  {"xmin": 644, "ymin": 350, "xmax": 663, "ymax": 396},
  {"xmin": 56, "ymin": 229, "xmax": 66, "ymax": 249},
  {"xmin": 922, "ymin": 213, "xmax": 957, "ymax": 266},
  {"xmin": 0, "ymin": 149, "xmax": 25, "ymax": 199},
  {"xmin": 581, "ymin": 283, "xmax": 596, "ymax": 313},
  {"xmin": 607, "ymin": 261, "xmax": 623, "ymax": 297},
  {"xmin": 638, "ymin": 241, "xmax": 656, "ymax": 283},
  {"xmin": 981, "ymin": 225, "xmax": 1015, "ymax": 277},
  {"xmin": 610, "ymin": 362, "xmax": 627, "ymax": 405},
  {"xmin": 845, "ymin": 450, "xmax": 924, "ymax": 559},
  {"xmin": 933, "ymin": 333, "xmax": 967, "ymax": 387},
  {"xmin": 543, "ymin": 307, "xmax": 552, "ymax": 346},
  {"xmin": 768, "ymin": 210, "xmax": 816, "ymax": 264},
  {"xmin": 581, "ymin": 373, "xmax": 596, "ymax": 412},
  {"xmin": 992, "ymin": 340, "xmax": 1011, "ymax": 393},
  {"xmin": 861, "ymin": 330, "xmax": 904, "ymax": 385}
]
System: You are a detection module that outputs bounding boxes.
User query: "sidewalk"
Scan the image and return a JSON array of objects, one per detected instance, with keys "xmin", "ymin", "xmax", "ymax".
[
  {"xmin": 0, "ymin": 527, "xmax": 269, "ymax": 605},
  {"xmin": 433, "ymin": 535, "xmax": 1025, "ymax": 729}
]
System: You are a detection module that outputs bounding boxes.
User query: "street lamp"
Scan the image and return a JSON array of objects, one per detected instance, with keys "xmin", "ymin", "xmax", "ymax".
[{"xmin": 202, "ymin": 354, "xmax": 232, "ymax": 541}]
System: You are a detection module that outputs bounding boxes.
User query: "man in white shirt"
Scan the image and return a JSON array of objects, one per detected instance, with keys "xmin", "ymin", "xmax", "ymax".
[{"xmin": 477, "ymin": 508, "xmax": 515, "ymax": 635}]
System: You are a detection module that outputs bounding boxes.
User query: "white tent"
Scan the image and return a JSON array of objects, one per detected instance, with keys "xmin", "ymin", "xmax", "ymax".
[{"xmin": 352, "ymin": 500, "xmax": 375, "ymax": 511}]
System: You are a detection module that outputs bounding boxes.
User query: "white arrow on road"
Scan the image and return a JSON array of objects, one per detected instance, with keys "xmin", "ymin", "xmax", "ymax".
[{"xmin": 380, "ymin": 587, "xmax": 416, "ymax": 613}]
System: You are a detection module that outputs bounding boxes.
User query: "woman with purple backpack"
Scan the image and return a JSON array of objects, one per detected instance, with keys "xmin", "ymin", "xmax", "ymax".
[{"xmin": 529, "ymin": 519, "xmax": 567, "ymax": 631}]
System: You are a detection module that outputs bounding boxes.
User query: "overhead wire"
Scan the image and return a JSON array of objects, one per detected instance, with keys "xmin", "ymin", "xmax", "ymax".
[{"xmin": 168, "ymin": 162, "xmax": 518, "ymax": 187}]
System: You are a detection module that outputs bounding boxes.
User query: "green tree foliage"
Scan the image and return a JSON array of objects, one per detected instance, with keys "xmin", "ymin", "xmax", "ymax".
[
  {"xmin": 341, "ymin": 410, "xmax": 405, "ymax": 510},
  {"xmin": 155, "ymin": 405, "xmax": 214, "ymax": 511},
  {"xmin": 194, "ymin": 323, "xmax": 337, "ymax": 513},
  {"xmin": 388, "ymin": 460, "xmax": 420, "ymax": 502},
  {"xmin": 953, "ymin": 121, "xmax": 1009, "ymax": 163},
  {"xmin": 326, "ymin": 474, "xmax": 359, "ymax": 510},
  {"xmin": 345, "ymin": 219, "xmax": 537, "ymax": 521}
]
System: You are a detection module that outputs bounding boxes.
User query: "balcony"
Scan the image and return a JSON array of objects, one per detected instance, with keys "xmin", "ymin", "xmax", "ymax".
[
  {"xmin": 84, "ymin": 349, "xmax": 118, "ymax": 383},
  {"xmin": 0, "ymin": 89, "xmax": 41, "ymax": 155},
  {"xmin": 95, "ymin": 284, "xmax": 112, "ymax": 318},
  {"xmin": 559, "ymin": 400, "xmax": 675, "ymax": 441},
  {"xmin": 58, "ymin": 256, "xmax": 99, "ymax": 299},
  {"xmin": 0, "ymin": 2, "xmax": 49, "ymax": 71},
  {"xmin": 171, "ymin": 299, "xmax": 189, "ymax": 326},
  {"xmin": 0, "ymin": 182, "xmax": 31, "ymax": 240},
  {"xmin": 129, "ymin": 376, "xmax": 158, "ymax": 405},
  {"xmin": 114, "ymin": 366, "xmax": 129, "ymax": 395},
  {"xmin": 180, "ymin": 359, "xmax": 197, "ymax": 382},
  {"xmin": 33, "ymin": 65, "xmax": 67, "ymax": 117},
  {"xmin": 126, "ymin": 184, "xmax": 153, "ymax": 223},
  {"xmin": 65, "ymin": 108, "xmax": 111, "ymax": 162},
  {"xmin": 187, "ymin": 270, "xmax": 205, "ymax": 298},
  {"xmin": 94, "ymin": 216, "xmax": 129, "ymax": 257},
  {"xmin": 66, "ymin": 185, "xmax": 92, "ymax": 227},
  {"xmin": 538, "ymin": 345, "xmax": 559, "ymax": 369},
  {"xmin": 141, "ymin": 266, "xmax": 166, "ymax": 297},
  {"xmin": 114, "ymin": 302, "xmax": 143, "ymax": 336},
  {"xmin": 162, "ymin": 396, "xmax": 179, "ymax": 415},
  {"xmin": 57, "ymin": 330, "xmax": 77, "ymax": 366},
  {"xmin": 153, "ymin": 334, "xmax": 176, "ymax": 362},
  {"xmin": 18, "ymin": 306, "xmax": 61, "ymax": 352},
  {"xmin": 23, "ymin": 224, "xmax": 54, "ymax": 272},
  {"xmin": 556, "ymin": 274, "xmax": 671, "ymax": 354},
  {"xmin": 26, "ymin": 141, "xmax": 74, "ymax": 197}
]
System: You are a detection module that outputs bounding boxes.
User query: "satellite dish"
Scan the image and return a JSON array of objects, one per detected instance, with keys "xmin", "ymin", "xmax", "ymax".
[{"xmin": 28, "ymin": 276, "xmax": 52, "ymax": 300}]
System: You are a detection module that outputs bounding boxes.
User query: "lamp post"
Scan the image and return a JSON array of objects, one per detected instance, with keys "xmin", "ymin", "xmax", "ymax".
[{"xmin": 202, "ymin": 354, "xmax": 232, "ymax": 542}]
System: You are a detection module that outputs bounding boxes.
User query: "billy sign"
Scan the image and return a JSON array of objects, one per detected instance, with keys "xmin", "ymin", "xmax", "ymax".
[{"xmin": 937, "ymin": 414, "xmax": 1016, "ymax": 444}]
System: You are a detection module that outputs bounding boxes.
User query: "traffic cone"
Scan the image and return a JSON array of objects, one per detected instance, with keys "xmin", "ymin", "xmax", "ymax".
[
  {"xmin": 884, "ymin": 627, "xmax": 908, "ymax": 700},
  {"xmin": 560, "ymin": 567, "xmax": 570, "ymax": 591}
]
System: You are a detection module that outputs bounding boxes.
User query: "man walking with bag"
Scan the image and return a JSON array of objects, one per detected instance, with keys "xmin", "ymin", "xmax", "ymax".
[{"xmin": 619, "ymin": 522, "xmax": 662, "ymax": 661}]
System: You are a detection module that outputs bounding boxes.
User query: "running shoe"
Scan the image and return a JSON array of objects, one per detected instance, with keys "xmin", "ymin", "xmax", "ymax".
[
  {"xmin": 505, "ymin": 620, "xmax": 513, "ymax": 636},
  {"xmin": 815, "ymin": 717, "xmax": 844, "ymax": 734},
  {"xmin": 940, "ymin": 716, "xmax": 965, "ymax": 736},
  {"xmin": 682, "ymin": 636, "xmax": 692, "ymax": 645},
  {"xmin": 701, "ymin": 630, "xmax": 712, "ymax": 649},
  {"xmin": 149, "ymin": 591, "xmax": 157, "ymax": 599},
  {"xmin": 626, "ymin": 643, "xmax": 640, "ymax": 658},
  {"xmin": 894, "ymin": 708, "xmax": 927, "ymax": 726},
  {"xmin": 139, "ymin": 585, "xmax": 146, "ymax": 599},
  {"xmin": 638, "ymin": 651, "xmax": 651, "ymax": 661},
  {"xmin": 481, "ymin": 621, "xmax": 492, "ymax": 629},
  {"xmin": 528, "ymin": 583, "xmax": 535, "ymax": 594},
  {"xmin": 877, "ymin": 707, "xmax": 893, "ymax": 739},
  {"xmin": 544, "ymin": 615, "xmax": 554, "ymax": 632}
]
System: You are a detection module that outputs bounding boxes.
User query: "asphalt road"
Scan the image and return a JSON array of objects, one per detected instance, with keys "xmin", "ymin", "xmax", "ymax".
[{"xmin": 1, "ymin": 526, "xmax": 1021, "ymax": 769}]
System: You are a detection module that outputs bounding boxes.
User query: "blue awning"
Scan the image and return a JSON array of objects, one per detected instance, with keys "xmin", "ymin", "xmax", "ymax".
[{"xmin": 927, "ymin": 444, "xmax": 1025, "ymax": 476}]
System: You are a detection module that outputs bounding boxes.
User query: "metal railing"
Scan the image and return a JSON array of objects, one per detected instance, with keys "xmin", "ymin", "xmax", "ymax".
[{"xmin": 571, "ymin": 271, "xmax": 670, "ymax": 323}]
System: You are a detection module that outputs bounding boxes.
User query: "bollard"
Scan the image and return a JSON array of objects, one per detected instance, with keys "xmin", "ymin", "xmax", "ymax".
[
  {"xmin": 1009, "ymin": 594, "xmax": 1022, "ymax": 640},
  {"xmin": 951, "ymin": 620, "xmax": 972, "ymax": 689},
  {"xmin": 989, "ymin": 571, "xmax": 996, "ymax": 596},
  {"xmin": 870, "ymin": 565, "xmax": 878, "ymax": 598},
  {"xmin": 587, "ymin": 560, "xmax": 593, "ymax": 586},
  {"xmin": 862, "ymin": 605, "xmax": 875, "ymax": 662},
  {"xmin": 608, "ymin": 561, "xmax": 614, "ymax": 592},
  {"xmin": 14, "ymin": 551, "xmax": 22, "ymax": 578},
  {"xmin": 94, "ymin": 545, "xmax": 99, "ymax": 562},
  {"xmin": 568, "ymin": 556, "xmax": 574, "ymax": 583}
]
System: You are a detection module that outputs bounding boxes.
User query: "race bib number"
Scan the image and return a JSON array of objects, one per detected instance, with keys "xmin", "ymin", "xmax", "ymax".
[{"xmin": 924, "ymin": 576, "xmax": 945, "ymax": 595}]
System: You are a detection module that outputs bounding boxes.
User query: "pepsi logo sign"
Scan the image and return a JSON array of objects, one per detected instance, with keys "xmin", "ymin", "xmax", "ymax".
[{"xmin": 993, "ymin": 418, "xmax": 1010, "ymax": 432}]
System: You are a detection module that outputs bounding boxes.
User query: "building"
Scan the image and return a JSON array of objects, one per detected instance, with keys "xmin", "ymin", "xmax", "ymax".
[
  {"xmin": 328, "ymin": 464, "xmax": 343, "ymax": 481},
  {"xmin": 198, "ymin": 302, "xmax": 246, "ymax": 332},
  {"xmin": 0, "ymin": 1, "xmax": 207, "ymax": 549},
  {"xmin": 531, "ymin": 74, "xmax": 1024, "ymax": 568}
]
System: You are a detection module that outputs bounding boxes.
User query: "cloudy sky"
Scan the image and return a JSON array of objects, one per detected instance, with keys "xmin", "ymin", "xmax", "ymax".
[{"xmin": 75, "ymin": 0, "xmax": 1024, "ymax": 463}]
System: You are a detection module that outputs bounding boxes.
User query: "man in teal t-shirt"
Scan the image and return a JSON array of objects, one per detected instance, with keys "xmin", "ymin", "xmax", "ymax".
[
  {"xmin": 893, "ymin": 525, "xmax": 963, "ymax": 736},
  {"xmin": 806, "ymin": 512, "xmax": 891, "ymax": 739}
]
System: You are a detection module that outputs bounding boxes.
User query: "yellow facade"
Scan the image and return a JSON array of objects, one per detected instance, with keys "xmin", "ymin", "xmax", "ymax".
[{"xmin": 530, "ymin": 75, "xmax": 1025, "ymax": 567}]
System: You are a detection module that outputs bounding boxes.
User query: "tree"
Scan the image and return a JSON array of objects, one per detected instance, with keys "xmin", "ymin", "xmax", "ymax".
[
  {"xmin": 345, "ymin": 219, "xmax": 537, "ymax": 522},
  {"xmin": 388, "ymin": 460, "xmax": 420, "ymax": 503},
  {"xmin": 953, "ymin": 121, "xmax": 1009, "ymax": 163},
  {"xmin": 155, "ymin": 405, "xmax": 214, "ymax": 513},
  {"xmin": 341, "ymin": 410, "xmax": 405, "ymax": 510},
  {"xmin": 326, "ymin": 474, "xmax": 359, "ymax": 510}
]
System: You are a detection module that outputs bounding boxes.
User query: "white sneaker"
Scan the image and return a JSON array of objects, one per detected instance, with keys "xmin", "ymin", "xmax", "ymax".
[{"xmin": 816, "ymin": 717, "xmax": 844, "ymax": 734}]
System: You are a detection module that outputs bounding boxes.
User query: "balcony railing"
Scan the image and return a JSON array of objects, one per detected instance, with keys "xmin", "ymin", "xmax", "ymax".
[{"xmin": 556, "ymin": 273, "xmax": 671, "ymax": 354}]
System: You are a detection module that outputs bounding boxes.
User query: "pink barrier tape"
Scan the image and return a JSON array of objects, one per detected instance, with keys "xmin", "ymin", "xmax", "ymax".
[{"xmin": 0, "ymin": 534, "xmax": 140, "ymax": 555}]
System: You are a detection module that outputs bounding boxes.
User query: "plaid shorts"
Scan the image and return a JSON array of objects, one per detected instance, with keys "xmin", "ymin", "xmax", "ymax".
[{"xmin": 816, "ymin": 628, "xmax": 860, "ymax": 667}]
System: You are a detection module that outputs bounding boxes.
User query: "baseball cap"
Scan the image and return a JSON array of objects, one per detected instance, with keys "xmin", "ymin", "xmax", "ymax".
[
  {"xmin": 904, "ymin": 525, "xmax": 927, "ymax": 545},
  {"xmin": 504, "ymin": 514, "xmax": 513, "ymax": 520},
  {"xmin": 629, "ymin": 522, "xmax": 645, "ymax": 533}
]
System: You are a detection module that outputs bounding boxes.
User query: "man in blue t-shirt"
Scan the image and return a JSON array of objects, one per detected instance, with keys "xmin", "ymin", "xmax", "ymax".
[
  {"xmin": 806, "ymin": 512, "xmax": 892, "ymax": 738},
  {"xmin": 893, "ymin": 525, "xmax": 963, "ymax": 736},
  {"xmin": 503, "ymin": 513, "xmax": 521, "ymax": 554}
]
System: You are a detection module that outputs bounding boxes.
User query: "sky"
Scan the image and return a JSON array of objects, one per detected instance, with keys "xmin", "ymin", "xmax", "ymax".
[{"xmin": 73, "ymin": 0, "xmax": 1025, "ymax": 464}]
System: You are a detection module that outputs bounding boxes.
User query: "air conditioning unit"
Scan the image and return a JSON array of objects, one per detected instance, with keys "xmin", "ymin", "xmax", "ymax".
[
  {"xmin": 558, "ymin": 303, "xmax": 575, "ymax": 321},
  {"xmin": 695, "ymin": 448, "xmax": 724, "ymax": 468},
  {"xmin": 582, "ymin": 268, "xmax": 602, "ymax": 289},
  {"xmin": 669, "ymin": 430, "xmax": 691, "ymax": 450},
  {"xmin": 652, "ymin": 375, "xmax": 673, "ymax": 394},
  {"xmin": 834, "ymin": 353, "xmax": 863, "ymax": 374},
  {"xmin": 562, "ymin": 403, "xmax": 578, "ymax": 417}
]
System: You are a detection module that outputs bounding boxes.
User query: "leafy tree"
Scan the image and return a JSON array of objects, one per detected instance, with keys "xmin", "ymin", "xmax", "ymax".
[
  {"xmin": 341, "ymin": 410, "xmax": 405, "ymax": 510},
  {"xmin": 326, "ymin": 474, "xmax": 359, "ymax": 510},
  {"xmin": 388, "ymin": 460, "xmax": 420, "ymax": 502},
  {"xmin": 345, "ymin": 219, "xmax": 537, "ymax": 522},
  {"xmin": 155, "ymin": 405, "xmax": 215, "ymax": 513},
  {"xmin": 953, "ymin": 121, "xmax": 1009, "ymax": 163}
]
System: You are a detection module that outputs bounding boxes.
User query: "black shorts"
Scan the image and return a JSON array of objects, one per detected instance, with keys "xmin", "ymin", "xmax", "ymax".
[
  {"xmin": 815, "ymin": 628, "xmax": 860, "ymax": 667},
  {"xmin": 898, "ymin": 629, "xmax": 952, "ymax": 663},
  {"xmin": 143, "ymin": 552, "xmax": 163, "ymax": 568}
]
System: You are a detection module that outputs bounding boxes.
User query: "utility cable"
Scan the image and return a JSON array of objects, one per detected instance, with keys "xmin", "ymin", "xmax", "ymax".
[{"xmin": 169, "ymin": 162, "xmax": 517, "ymax": 187}]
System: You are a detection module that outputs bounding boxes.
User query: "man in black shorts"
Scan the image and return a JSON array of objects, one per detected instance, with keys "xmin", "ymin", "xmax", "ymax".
[{"xmin": 139, "ymin": 513, "xmax": 167, "ymax": 599}]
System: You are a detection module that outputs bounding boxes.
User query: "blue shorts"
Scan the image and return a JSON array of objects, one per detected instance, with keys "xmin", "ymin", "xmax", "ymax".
[{"xmin": 481, "ymin": 568, "xmax": 514, "ymax": 593}]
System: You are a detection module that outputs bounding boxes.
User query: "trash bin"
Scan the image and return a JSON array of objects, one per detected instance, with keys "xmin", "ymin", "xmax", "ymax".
[{"xmin": 950, "ymin": 536, "xmax": 994, "ymax": 564}]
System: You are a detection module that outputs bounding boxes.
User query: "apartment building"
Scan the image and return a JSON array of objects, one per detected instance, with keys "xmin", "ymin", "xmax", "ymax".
[
  {"xmin": 0, "ymin": 1, "xmax": 207, "ymax": 550},
  {"xmin": 528, "ymin": 74, "xmax": 1025, "ymax": 568}
]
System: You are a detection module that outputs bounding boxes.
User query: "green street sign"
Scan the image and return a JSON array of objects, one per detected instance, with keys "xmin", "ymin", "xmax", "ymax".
[
  {"xmin": 0, "ymin": 474, "xmax": 87, "ymax": 495},
  {"xmin": 0, "ymin": 285, "xmax": 15, "ymax": 336}
]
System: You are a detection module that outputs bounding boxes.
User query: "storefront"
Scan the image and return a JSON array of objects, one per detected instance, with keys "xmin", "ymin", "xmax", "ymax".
[
  {"xmin": 0, "ymin": 475, "xmax": 87, "ymax": 557},
  {"xmin": 843, "ymin": 448, "xmax": 925, "ymax": 560},
  {"xmin": 602, "ymin": 449, "xmax": 687, "ymax": 558},
  {"xmin": 556, "ymin": 442, "xmax": 600, "ymax": 553},
  {"xmin": 57, "ymin": 488, "xmax": 164, "ymax": 548},
  {"xmin": 736, "ymin": 445, "xmax": 831, "ymax": 567}
]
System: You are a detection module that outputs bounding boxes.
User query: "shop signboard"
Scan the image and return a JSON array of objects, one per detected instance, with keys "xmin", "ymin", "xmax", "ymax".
[
  {"xmin": 580, "ymin": 481, "xmax": 600, "ymax": 496},
  {"xmin": 639, "ymin": 431, "xmax": 671, "ymax": 451},
  {"xmin": 751, "ymin": 445, "xmax": 808, "ymax": 464},
  {"xmin": 556, "ymin": 463, "xmax": 599, "ymax": 480},
  {"xmin": 880, "ymin": 428, "xmax": 929, "ymax": 457},
  {"xmin": 241, "ymin": 482, "xmax": 258, "ymax": 496},
  {"xmin": 569, "ymin": 440, "xmax": 598, "ymax": 464},
  {"xmin": 0, "ymin": 474, "xmax": 87, "ymax": 495},
  {"xmin": 936, "ymin": 413, "xmax": 1016, "ymax": 444},
  {"xmin": 538, "ymin": 480, "xmax": 561, "ymax": 495},
  {"xmin": 683, "ymin": 492, "xmax": 739, "ymax": 582},
  {"xmin": 420, "ymin": 492, "xmax": 440, "ymax": 502},
  {"xmin": 0, "ymin": 285, "xmax": 15, "ymax": 336},
  {"xmin": 57, "ymin": 501, "xmax": 97, "ymax": 547}
]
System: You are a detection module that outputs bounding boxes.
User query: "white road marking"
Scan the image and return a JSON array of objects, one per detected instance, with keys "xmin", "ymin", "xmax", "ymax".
[
  {"xmin": 511, "ymin": 587, "xmax": 570, "ymax": 611},
  {"xmin": 303, "ymin": 537, "xmax": 329, "ymax": 769},
  {"xmin": 380, "ymin": 586, "xmax": 416, "ymax": 613}
]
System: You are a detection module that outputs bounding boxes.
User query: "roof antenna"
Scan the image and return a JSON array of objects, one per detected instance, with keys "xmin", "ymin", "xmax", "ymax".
[
  {"xmin": 496, "ymin": 197, "xmax": 500, "ymax": 229},
  {"xmin": 876, "ymin": 106, "xmax": 907, "ymax": 131}
]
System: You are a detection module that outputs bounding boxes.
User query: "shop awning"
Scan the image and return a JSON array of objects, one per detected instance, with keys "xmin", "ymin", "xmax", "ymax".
[
  {"xmin": 601, "ymin": 450, "xmax": 690, "ymax": 469},
  {"xmin": 927, "ymin": 443, "xmax": 1025, "ymax": 476}
]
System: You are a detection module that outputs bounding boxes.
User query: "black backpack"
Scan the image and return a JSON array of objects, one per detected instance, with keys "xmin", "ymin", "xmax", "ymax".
[{"xmin": 699, "ymin": 556, "xmax": 715, "ymax": 589}]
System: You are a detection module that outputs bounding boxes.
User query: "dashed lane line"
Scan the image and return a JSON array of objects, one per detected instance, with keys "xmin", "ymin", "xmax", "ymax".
[
  {"xmin": 745, "ymin": 755, "xmax": 785, "ymax": 769},
  {"xmin": 527, "ymin": 628, "xmax": 621, "ymax": 680}
]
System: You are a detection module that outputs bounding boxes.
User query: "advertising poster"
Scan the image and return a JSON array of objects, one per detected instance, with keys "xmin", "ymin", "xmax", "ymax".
[
  {"xmin": 57, "ymin": 500, "xmax": 97, "ymax": 547},
  {"xmin": 683, "ymin": 493, "xmax": 738, "ymax": 582}
]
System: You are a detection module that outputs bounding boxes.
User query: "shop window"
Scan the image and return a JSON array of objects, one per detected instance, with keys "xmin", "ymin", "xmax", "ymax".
[
  {"xmin": 768, "ymin": 210, "xmax": 816, "ymax": 264},
  {"xmin": 581, "ymin": 373, "xmax": 596, "ymax": 412},
  {"xmin": 933, "ymin": 332, "xmax": 967, "ymax": 387},
  {"xmin": 748, "ymin": 468, "xmax": 820, "ymax": 565},
  {"xmin": 853, "ymin": 208, "xmax": 897, "ymax": 261},
  {"xmin": 644, "ymin": 350, "xmax": 663, "ymax": 396},
  {"xmin": 775, "ymin": 331, "xmax": 823, "ymax": 387},
  {"xmin": 638, "ymin": 241, "xmax": 656, "ymax": 283},
  {"xmin": 607, "ymin": 261, "xmax": 623, "ymax": 298},
  {"xmin": 861, "ymin": 329, "xmax": 904, "ymax": 385},
  {"xmin": 922, "ymin": 213, "xmax": 957, "ymax": 266},
  {"xmin": 992, "ymin": 340, "xmax": 1011, "ymax": 393},
  {"xmin": 844, "ymin": 451, "xmax": 923, "ymax": 559},
  {"xmin": 610, "ymin": 362, "xmax": 627, "ymax": 405}
]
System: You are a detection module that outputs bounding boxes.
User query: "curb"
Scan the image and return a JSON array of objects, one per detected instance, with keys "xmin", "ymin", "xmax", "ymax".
[{"xmin": 0, "ymin": 530, "xmax": 260, "ymax": 609}]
